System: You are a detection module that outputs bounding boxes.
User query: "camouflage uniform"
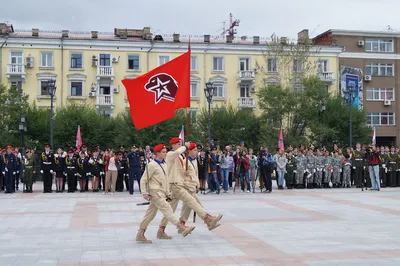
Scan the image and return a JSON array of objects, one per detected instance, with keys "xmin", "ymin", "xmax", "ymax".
[
  {"xmin": 314, "ymin": 155, "xmax": 324, "ymax": 187},
  {"xmin": 305, "ymin": 154, "xmax": 316, "ymax": 185},
  {"xmin": 295, "ymin": 154, "xmax": 306, "ymax": 187},
  {"xmin": 332, "ymin": 155, "xmax": 342, "ymax": 186},
  {"xmin": 342, "ymin": 160, "xmax": 352, "ymax": 187},
  {"xmin": 323, "ymin": 155, "xmax": 332, "ymax": 185}
]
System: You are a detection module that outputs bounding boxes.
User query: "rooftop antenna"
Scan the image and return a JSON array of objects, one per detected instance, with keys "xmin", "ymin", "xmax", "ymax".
[
  {"xmin": 387, "ymin": 25, "xmax": 393, "ymax": 32},
  {"xmin": 227, "ymin": 13, "xmax": 240, "ymax": 39}
]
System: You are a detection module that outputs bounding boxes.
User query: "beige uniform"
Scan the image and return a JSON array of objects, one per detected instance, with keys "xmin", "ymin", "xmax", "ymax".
[
  {"xmin": 180, "ymin": 156, "xmax": 202, "ymax": 222},
  {"xmin": 160, "ymin": 147, "xmax": 207, "ymax": 227},
  {"xmin": 139, "ymin": 160, "xmax": 179, "ymax": 230}
]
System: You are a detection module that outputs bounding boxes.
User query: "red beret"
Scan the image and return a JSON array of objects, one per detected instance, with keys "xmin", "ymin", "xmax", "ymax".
[
  {"xmin": 169, "ymin": 137, "xmax": 181, "ymax": 144},
  {"xmin": 6, "ymin": 145, "xmax": 13, "ymax": 149},
  {"xmin": 188, "ymin": 143, "xmax": 196, "ymax": 150},
  {"xmin": 154, "ymin": 144, "xmax": 166, "ymax": 153}
]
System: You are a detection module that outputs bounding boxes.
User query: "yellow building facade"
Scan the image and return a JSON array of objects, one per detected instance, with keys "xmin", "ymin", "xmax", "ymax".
[{"xmin": 0, "ymin": 25, "xmax": 343, "ymax": 120}]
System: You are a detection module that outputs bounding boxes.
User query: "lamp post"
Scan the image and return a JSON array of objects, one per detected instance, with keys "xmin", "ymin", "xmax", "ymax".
[
  {"xmin": 47, "ymin": 79, "xmax": 56, "ymax": 150},
  {"xmin": 319, "ymin": 102, "xmax": 326, "ymax": 147},
  {"xmin": 342, "ymin": 84, "xmax": 356, "ymax": 148},
  {"xmin": 19, "ymin": 115, "xmax": 27, "ymax": 155},
  {"xmin": 204, "ymin": 82, "xmax": 215, "ymax": 148}
]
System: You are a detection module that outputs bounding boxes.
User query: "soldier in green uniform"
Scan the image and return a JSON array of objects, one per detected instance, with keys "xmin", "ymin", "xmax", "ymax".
[
  {"xmin": 323, "ymin": 150, "xmax": 332, "ymax": 188},
  {"xmin": 305, "ymin": 149, "xmax": 316, "ymax": 189},
  {"xmin": 285, "ymin": 151, "xmax": 296, "ymax": 189},
  {"xmin": 352, "ymin": 143, "xmax": 365, "ymax": 188},
  {"xmin": 378, "ymin": 146, "xmax": 388, "ymax": 188},
  {"xmin": 386, "ymin": 146, "xmax": 397, "ymax": 187},
  {"xmin": 22, "ymin": 149, "xmax": 36, "ymax": 193},
  {"xmin": 295, "ymin": 150, "xmax": 306, "ymax": 189},
  {"xmin": 314, "ymin": 150, "xmax": 324, "ymax": 188}
]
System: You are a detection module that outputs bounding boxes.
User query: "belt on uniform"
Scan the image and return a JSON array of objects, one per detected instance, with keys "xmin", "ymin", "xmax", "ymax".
[
  {"xmin": 25, "ymin": 166, "xmax": 33, "ymax": 168},
  {"xmin": 355, "ymin": 159, "xmax": 363, "ymax": 161},
  {"xmin": 67, "ymin": 166, "xmax": 75, "ymax": 169},
  {"xmin": 390, "ymin": 162, "xmax": 396, "ymax": 164},
  {"xmin": 43, "ymin": 162, "xmax": 51, "ymax": 165}
]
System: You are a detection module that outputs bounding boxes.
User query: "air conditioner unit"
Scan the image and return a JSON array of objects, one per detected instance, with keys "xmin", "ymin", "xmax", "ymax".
[
  {"xmin": 384, "ymin": 100, "xmax": 392, "ymax": 106},
  {"xmin": 88, "ymin": 92, "xmax": 96, "ymax": 97},
  {"xmin": 113, "ymin": 87, "xmax": 119, "ymax": 93},
  {"xmin": 357, "ymin": 40, "xmax": 364, "ymax": 47},
  {"xmin": 364, "ymin": 75, "xmax": 372, "ymax": 81},
  {"xmin": 112, "ymin": 57, "xmax": 119, "ymax": 63},
  {"xmin": 92, "ymin": 56, "xmax": 98, "ymax": 67},
  {"xmin": 26, "ymin": 57, "xmax": 34, "ymax": 68}
]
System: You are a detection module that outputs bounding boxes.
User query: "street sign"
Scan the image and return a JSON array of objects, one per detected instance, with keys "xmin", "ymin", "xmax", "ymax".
[{"xmin": 345, "ymin": 74, "xmax": 359, "ymax": 108}]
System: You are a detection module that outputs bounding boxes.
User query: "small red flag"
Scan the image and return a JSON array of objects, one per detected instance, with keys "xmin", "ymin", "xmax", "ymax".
[
  {"xmin": 122, "ymin": 50, "xmax": 191, "ymax": 129},
  {"xmin": 278, "ymin": 126, "xmax": 284, "ymax": 150},
  {"xmin": 76, "ymin": 125, "xmax": 82, "ymax": 152}
]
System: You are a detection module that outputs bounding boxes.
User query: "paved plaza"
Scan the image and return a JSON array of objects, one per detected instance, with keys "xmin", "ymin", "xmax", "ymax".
[{"xmin": 1, "ymin": 184, "xmax": 400, "ymax": 266}]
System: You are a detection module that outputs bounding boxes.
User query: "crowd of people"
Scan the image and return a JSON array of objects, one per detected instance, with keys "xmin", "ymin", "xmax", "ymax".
[{"xmin": 0, "ymin": 140, "xmax": 389, "ymax": 194}]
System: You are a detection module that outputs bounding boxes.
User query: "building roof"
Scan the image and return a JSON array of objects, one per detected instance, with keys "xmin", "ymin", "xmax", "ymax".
[{"xmin": 313, "ymin": 29, "xmax": 400, "ymax": 40}]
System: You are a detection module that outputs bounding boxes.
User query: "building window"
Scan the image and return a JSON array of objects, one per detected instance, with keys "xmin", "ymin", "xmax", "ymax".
[
  {"xmin": 190, "ymin": 82, "xmax": 199, "ymax": 98},
  {"xmin": 267, "ymin": 58, "xmax": 278, "ymax": 72},
  {"xmin": 40, "ymin": 51, "xmax": 53, "ymax": 67},
  {"xmin": 293, "ymin": 59, "xmax": 304, "ymax": 73},
  {"xmin": 239, "ymin": 58, "xmax": 250, "ymax": 71},
  {"xmin": 366, "ymin": 88, "xmax": 394, "ymax": 101},
  {"xmin": 189, "ymin": 109, "xmax": 198, "ymax": 123},
  {"xmin": 365, "ymin": 63, "xmax": 394, "ymax": 76},
  {"xmin": 212, "ymin": 57, "xmax": 224, "ymax": 72},
  {"xmin": 11, "ymin": 81, "xmax": 22, "ymax": 90},
  {"xmin": 99, "ymin": 54, "xmax": 111, "ymax": 66},
  {"xmin": 128, "ymin": 55, "xmax": 140, "ymax": 70},
  {"xmin": 366, "ymin": 39, "xmax": 393, "ymax": 52},
  {"xmin": 367, "ymin": 112, "xmax": 395, "ymax": 125},
  {"xmin": 71, "ymin": 53, "xmax": 82, "ymax": 69},
  {"xmin": 71, "ymin": 81, "xmax": 83, "ymax": 96},
  {"xmin": 213, "ymin": 83, "xmax": 225, "ymax": 98},
  {"xmin": 317, "ymin": 59, "xmax": 329, "ymax": 72},
  {"xmin": 240, "ymin": 84, "xmax": 250, "ymax": 98},
  {"xmin": 159, "ymin": 56, "xmax": 170, "ymax": 65},
  {"xmin": 40, "ymin": 80, "xmax": 50, "ymax": 95},
  {"xmin": 191, "ymin": 56, "xmax": 197, "ymax": 72}
]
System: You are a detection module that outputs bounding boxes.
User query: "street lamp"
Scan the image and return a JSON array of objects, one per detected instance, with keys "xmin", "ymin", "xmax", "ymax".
[
  {"xmin": 19, "ymin": 115, "xmax": 27, "ymax": 154},
  {"xmin": 319, "ymin": 102, "xmax": 326, "ymax": 147},
  {"xmin": 342, "ymin": 84, "xmax": 357, "ymax": 148},
  {"xmin": 204, "ymin": 82, "xmax": 215, "ymax": 147},
  {"xmin": 47, "ymin": 79, "xmax": 56, "ymax": 150}
]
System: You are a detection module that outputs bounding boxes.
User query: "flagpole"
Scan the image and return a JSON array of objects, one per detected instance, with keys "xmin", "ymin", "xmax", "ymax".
[{"xmin": 185, "ymin": 109, "xmax": 190, "ymax": 170}]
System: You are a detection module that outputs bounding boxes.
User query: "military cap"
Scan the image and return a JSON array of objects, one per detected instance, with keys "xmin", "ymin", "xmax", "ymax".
[
  {"xmin": 169, "ymin": 137, "xmax": 181, "ymax": 145},
  {"xmin": 154, "ymin": 144, "xmax": 166, "ymax": 153},
  {"xmin": 188, "ymin": 143, "xmax": 197, "ymax": 150}
]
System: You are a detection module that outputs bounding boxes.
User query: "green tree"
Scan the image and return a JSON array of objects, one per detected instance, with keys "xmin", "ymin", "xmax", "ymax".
[
  {"xmin": 25, "ymin": 103, "xmax": 50, "ymax": 149},
  {"xmin": 0, "ymin": 84, "xmax": 29, "ymax": 147},
  {"xmin": 196, "ymin": 105, "xmax": 262, "ymax": 149},
  {"xmin": 308, "ymin": 96, "xmax": 371, "ymax": 148}
]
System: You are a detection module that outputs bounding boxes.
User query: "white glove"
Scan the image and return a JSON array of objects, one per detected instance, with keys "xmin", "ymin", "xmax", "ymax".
[
  {"xmin": 293, "ymin": 170, "xmax": 297, "ymax": 173},
  {"xmin": 89, "ymin": 159, "xmax": 94, "ymax": 164},
  {"xmin": 64, "ymin": 172, "xmax": 67, "ymax": 176},
  {"xmin": 5, "ymin": 167, "xmax": 8, "ymax": 172},
  {"xmin": 382, "ymin": 164, "xmax": 386, "ymax": 168},
  {"xmin": 1, "ymin": 172, "xmax": 4, "ymax": 175},
  {"xmin": 99, "ymin": 159, "xmax": 103, "ymax": 164},
  {"xmin": 353, "ymin": 167, "xmax": 356, "ymax": 169},
  {"xmin": 40, "ymin": 170, "xmax": 43, "ymax": 174},
  {"xmin": 50, "ymin": 170, "xmax": 53, "ymax": 173},
  {"xmin": 54, "ymin": 154, "xmax": 58, "ymax": 158},
  {"xmin": 313, "ymin": 169, "xmax": 316, "ymax": 173},
  {"xmin": 184, "ymin": 141, "xmax": 191, "ymax": 147},
  {"xmin": 363, "ymin": 166, "xmax": 366, "ymax": 170},
  {"xmin": 13, "ymin": 172, "xmax": 16, "ymax": 175},
  {"xmin": 74, "ymin": 173, "xmax": 78, "ymax": 176},
  {"xmin": 340, "ymin": 169, "xmax": 342, "ymax": 173}
]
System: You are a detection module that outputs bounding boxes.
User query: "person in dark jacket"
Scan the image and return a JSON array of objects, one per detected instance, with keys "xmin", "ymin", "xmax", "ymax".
[
  {"xmin": 54, "ymin": 147, "xmax": 66, "ymax": 193},
  {"xmin": 116, "ymin": 151, "xmax": 127, "ymax": 192},
  {"xmin": 3, "ymin": 145, "xmax": 17, "ymax": 194},
  {"xmin": 237, "ymin": 151, "xmax": 250, "ymax": 192},
  {"xmin": 40, "ymin": 144, "xmax": 55, "ymax": 193},
  {"xmin": 65, "ymin": 149, "xmax": 78, "ymax": 193},
  {"xmin": 77, "ymin": 151, "xmax": 88, "ymax": 192},
  {"xmin": 127, "ymin": 145, "xmax": 142, "ymax": 194},
  {"xmin": 206, "ymin": 147, "xmax": 220, "ymax": 194}
]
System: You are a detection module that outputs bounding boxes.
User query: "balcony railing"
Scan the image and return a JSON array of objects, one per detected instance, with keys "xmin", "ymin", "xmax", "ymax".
[
  {"xmin": 7, "ymin": 64, "xmax": 25, "ymax": 74},
  {"xmin": 318, "ymin": 72, "xmax": 334, "ymax": 82},
  {"xmin": 237, "ymin": 97, "xmax": 256, "ymax": 108},
  {"xmin": 238, "ymin": 70, "xmax": 255, "ymax": 80},
  {"xmin": 96, "ymin": 95, "xmax": 113, "ymax": 106},
  {"xmin": 97, "ymin": 66, "xmax": 114, "ymax": 77}
]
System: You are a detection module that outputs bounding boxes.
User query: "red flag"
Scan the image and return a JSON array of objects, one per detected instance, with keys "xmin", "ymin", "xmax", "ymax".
[
  {"xmin": 278, "ymin": 126, "xmax": 284, "ymax": 150},
  {"xmin": 76, "ymin": 125, "xmax": 82, "ymax": 152},
  {"xmin": 122, "ymin": 50, "xmax": 191, "ymax": 129}
]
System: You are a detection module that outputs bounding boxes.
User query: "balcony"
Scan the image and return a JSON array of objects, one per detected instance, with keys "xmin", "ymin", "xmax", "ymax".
[
  {"xmin": 96, "ymin": 94, "xmax": 114, "ymax": 108},
  {"xmin": 97, "ymin": 66, "xmax": 114, "ymax": 80},
  {"xmin": 6, "ymin": 64, "xmax": 26, "ymax": 80},
  {"xmin": 237, "ymin": 97, "xmax": 256, "ymax": 108},
  {"xmin": 237, "ymin": 70, "xmax": 255, "ymax": 83},
  {"xmin": 318, "ymin": 72, "xmax": 334, "ymax": 83}
]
